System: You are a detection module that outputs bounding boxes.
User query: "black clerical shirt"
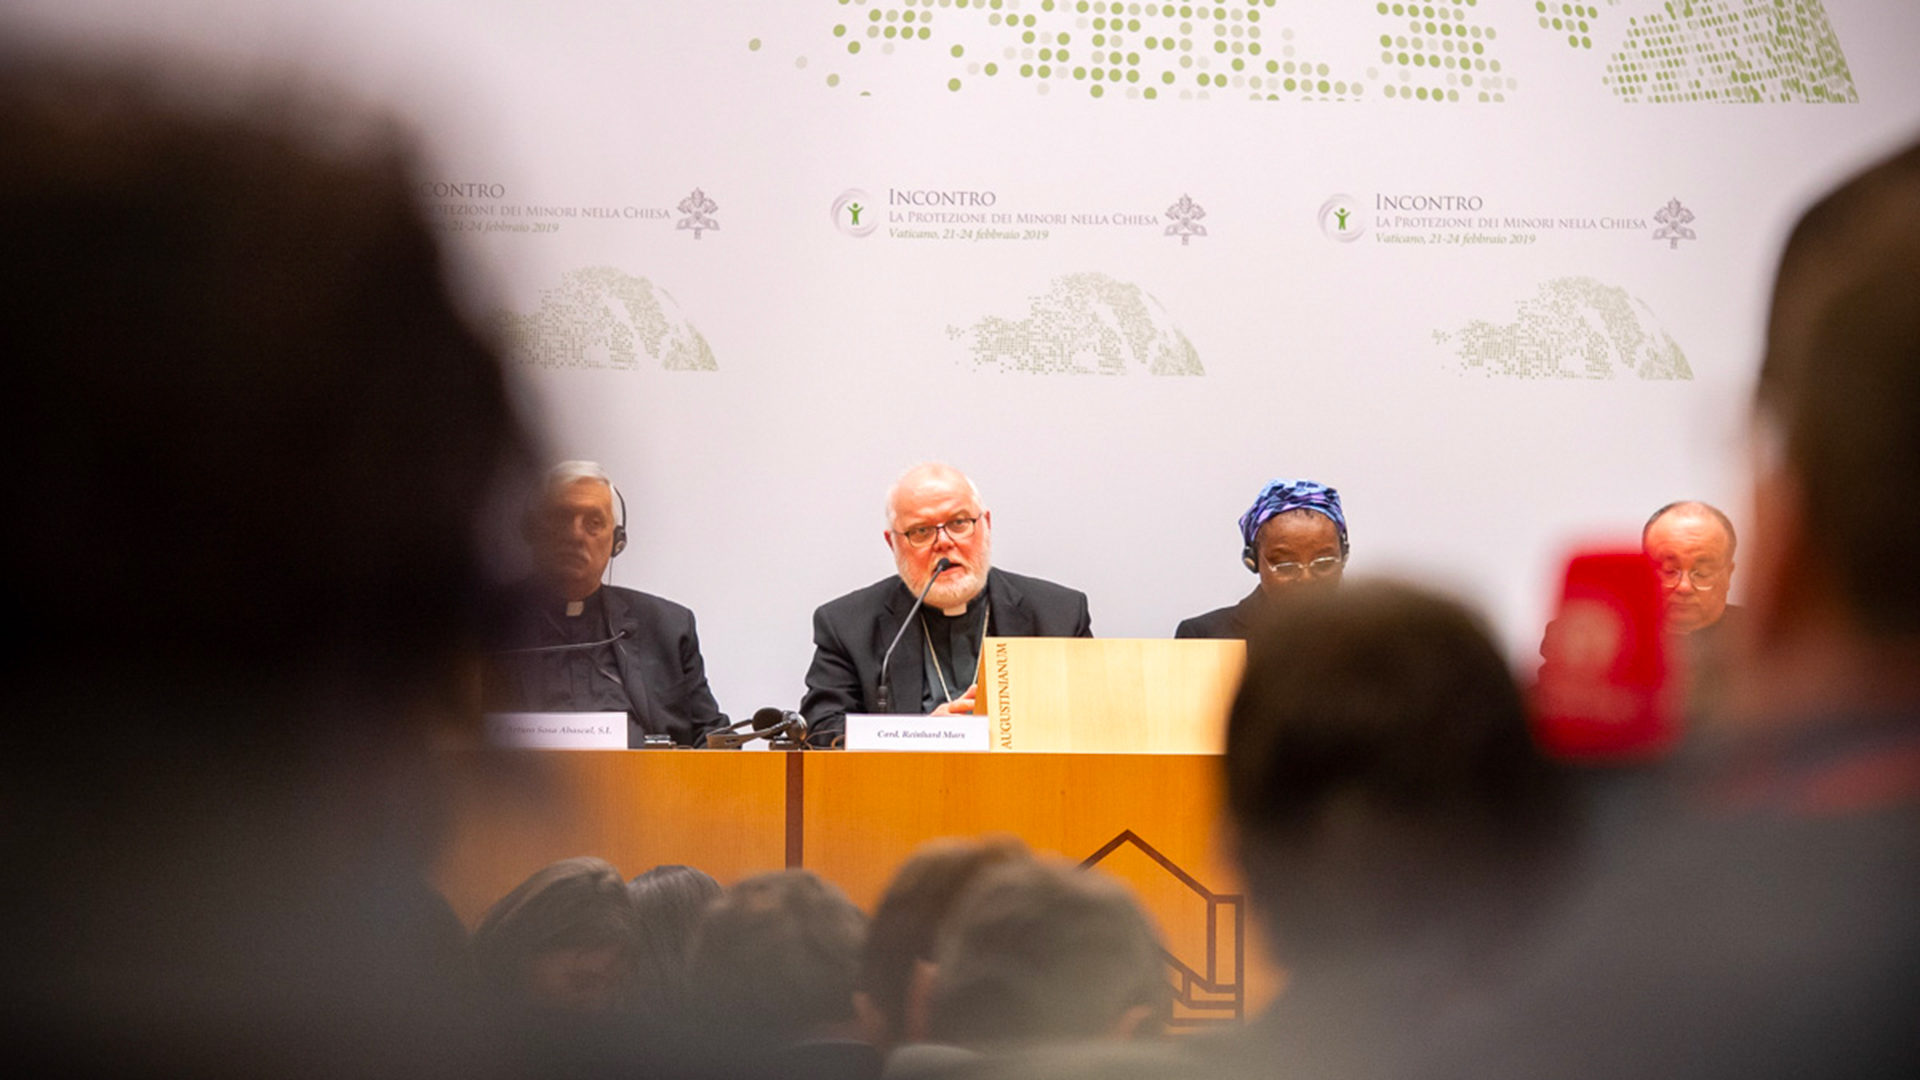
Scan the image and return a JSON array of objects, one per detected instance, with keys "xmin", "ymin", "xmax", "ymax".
[{"xmin": 918, "ymin": 602, "xmax": 989, "ymax": 712}]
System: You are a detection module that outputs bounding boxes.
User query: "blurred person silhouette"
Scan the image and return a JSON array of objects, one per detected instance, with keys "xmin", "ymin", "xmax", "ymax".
[
  {"xmin": 1214, "ymin": 581, "xmax": 1573, "ymax": 1080},
  {"xmin": 917, "ymin": 856, "xmax": 1170, "ymax": 1070},
  {"xmin": 471, "ymin": 857, "xmax": 640, "ymax": 1017},
  {"xmin": 0, "ymin": 53, "xmax": 539, "ymax": 1076},
  {"xmin": 687, "ymin": 869, "xmax": 875, "ymax": 1080},
  {"xmin": 854, "ymin": 835, "xmax": 1034, "ymax": 1059},
  {"xmin": 1427, "ymin": 136, "xmax": 1920, "ymax": 1080},
  {"xmin": 627, "ymin": 864, "xmax": 722, "ymax": 1033}
]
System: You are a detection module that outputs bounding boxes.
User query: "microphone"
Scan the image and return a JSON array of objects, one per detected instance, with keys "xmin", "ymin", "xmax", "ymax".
[
  {"xmin": 874, "ymin": 558, "xmax": 953, "ymax": 713},
  {"xmin": 707, "ymin": 708, "xmax": 809, "ymax": 750},
  {"xmin": 487, "ymin": 628, "xmax": 630, "ymax": 656}
]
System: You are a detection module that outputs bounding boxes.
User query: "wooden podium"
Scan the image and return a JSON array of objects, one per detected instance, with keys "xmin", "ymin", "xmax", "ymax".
[
  {"xmin": 434, "ymin": 750, "xmax": 1278, "ymax": 1027},
  {"xmin": 974, "ymin": 637, "xmax": 1246, "ymax": 753},
  {"xmin": 433, "ymin": 638, "xmax": 1275, "ymax": 1026}
]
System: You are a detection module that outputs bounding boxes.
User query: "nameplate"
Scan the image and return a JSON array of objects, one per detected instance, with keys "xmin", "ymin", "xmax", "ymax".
[
  {"xmin": 844, "ymin": 714, "xmax": 990, "ymax": 751},
  {"xmin": 483, "ymin": 711, "xmax": 627, "ymax": 750}
]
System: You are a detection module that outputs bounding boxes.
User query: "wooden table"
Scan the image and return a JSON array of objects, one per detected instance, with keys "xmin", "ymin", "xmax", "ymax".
[{"xmin": 433, "ymin": 750, "xmax": 1279, "ymax": 1025}]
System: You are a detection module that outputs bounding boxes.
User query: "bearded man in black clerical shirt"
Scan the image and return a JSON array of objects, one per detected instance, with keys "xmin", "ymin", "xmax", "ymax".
[
  {"xmin": 483, "ymin": 461, "xmax": 727, "ymax": 747},
  {"xmin": 799, "ymin": 463, "xmax": 1092, "ymax": 748}
]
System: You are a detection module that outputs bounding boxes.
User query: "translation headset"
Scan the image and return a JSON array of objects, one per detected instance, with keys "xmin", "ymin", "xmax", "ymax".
[{"xmin": 609, "ymin": 484, "xmax": 628, "ymax": 558}]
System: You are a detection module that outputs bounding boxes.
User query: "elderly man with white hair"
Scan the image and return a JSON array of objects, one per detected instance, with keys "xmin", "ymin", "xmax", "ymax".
[
  {"xmin": 799, "ymin": 463, "xmax": 1091, "ymax": 748},
  {"xmin": 483, "ymin": 460, "xmax": 727, "ymax": 747}
]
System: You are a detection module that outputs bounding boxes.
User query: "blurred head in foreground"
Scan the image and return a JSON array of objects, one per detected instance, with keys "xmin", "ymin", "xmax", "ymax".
[
  {"xmin": 1225, "ymin": 582, "xmax": 1569, "ymax": 979},
  {"xmin": 626, "ymin": 864, "xmax": 722, "ymax": 1029},
  {"xmin": 1745, "ymin": 136, "xmax": 1920, "ymax": 718},
  {"xmin": 925, "ymin": 857, "xmax": 1170, "ymax": 1051},
  {"xmin": 856, "ymin": 835, "xmax": 1033, "ymax": 1049},
  {"xmin": 688, "ymin": 870, "xmax": 869, "ymax": 1051},
  {"xmin": 0, "ymin": 53, "xmax": 528, "ymax": 1071},
  {"xmin": 472, "ymin": 857, "xmax": 639, "ymax": 1016}
]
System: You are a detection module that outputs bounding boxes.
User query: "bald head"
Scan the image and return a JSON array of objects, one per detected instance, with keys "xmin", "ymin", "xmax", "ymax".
[{"xmin": 1643, "ymin": 502, "xmax": 1737, "ymax": 633}]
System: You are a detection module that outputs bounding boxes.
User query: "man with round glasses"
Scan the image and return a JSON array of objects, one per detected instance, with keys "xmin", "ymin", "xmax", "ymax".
[
  {"xmin": 1642, "ymin": 500, "xmax": 1740, "ymax": 636},
  {"xmin": 800, "ymin": 462, "xmax": 1092, "ymax": 747},
  {"xmin": 1176, "ymin": 479, "xmax": 1349, "ymax": 639}
]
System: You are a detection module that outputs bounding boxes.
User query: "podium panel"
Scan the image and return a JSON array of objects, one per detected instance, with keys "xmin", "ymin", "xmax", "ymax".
[
  {"xmin": 434, "ymin": 751, "xmax": 789, "ymax": 925},
  {"xmin": 975, "ymin": 637, "xmax": 1246, "ymax": 753}
]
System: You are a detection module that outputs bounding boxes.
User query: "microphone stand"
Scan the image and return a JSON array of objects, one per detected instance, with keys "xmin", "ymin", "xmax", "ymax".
[{"xmin": 874, "ymin": 558, "xmax": 952, "ymax": 713}]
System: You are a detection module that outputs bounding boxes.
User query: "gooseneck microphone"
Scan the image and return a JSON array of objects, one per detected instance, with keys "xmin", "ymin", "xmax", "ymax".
[
  {"xmin": 873, "ymin": 558, "xmax": 953, "ymax": 713},
  {"xmin": 707, "ymin": 708, "xmax": 809, "ymax": 750}
]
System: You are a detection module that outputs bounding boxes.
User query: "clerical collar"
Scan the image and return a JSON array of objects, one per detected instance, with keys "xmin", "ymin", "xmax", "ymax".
[{"xmin": 565, "ymin": 600, "xmax": 585, "ymax": 617}]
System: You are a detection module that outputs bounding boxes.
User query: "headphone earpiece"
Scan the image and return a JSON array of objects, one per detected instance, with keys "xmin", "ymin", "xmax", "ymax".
[
  {"xmin": 610, "ymin": 485, "xmax": 629, "ymax": 559},
  {"xmin": 1242, "ymin": 545, "xmax": 1258, "ymax": 573}
]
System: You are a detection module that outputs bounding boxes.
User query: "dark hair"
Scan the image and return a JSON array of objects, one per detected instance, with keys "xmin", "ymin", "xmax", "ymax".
[
  {"xmin": 0, "ymin": 58, "xmax": 530, "ymax": 740},
  {"xmin": 857, "ymin": 835, "xmax": 1031, "ymax": 1045},
  {"xmin": 1642, "ymin": 501, "xmax": 1739, "ymax": 559},
  {"xmin": 626, "ymin": 865, "xmax": 721, "ymax": 1025},
  {"xmin": 1225, "ymin": 581, "xmax": 1570, "ymax": 967},
  {"xmin": 471, "ymin": 857, "xmax": 638, "ymax": 1002},
  {"xmin": 1759, "ymin": 137, "xmax": 1920, "ymax": 636},
  {"xmin": 926, "ymin": 858, "xmax": 1170, "ymax": 1047},
  {"xmin": 687, "ymin": 870, "xmax": 867, "ymax": 1047},
  {"xmin": 0, "ymin": 57, "xmax": 532, "ymax": 1072}
]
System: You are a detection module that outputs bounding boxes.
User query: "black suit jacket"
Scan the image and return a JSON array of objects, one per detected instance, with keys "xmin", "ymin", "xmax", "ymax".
[
  {"xmin": 1175, "ymin": 587, "xmax": 1266, "ymax": 640},
  {"xmin": 483, "ymin": 584, "xmax": 728, "ymax": 748},
  {"xmin": 800, "ymin": 568, "xmax": 1092, "ymax": 747}
]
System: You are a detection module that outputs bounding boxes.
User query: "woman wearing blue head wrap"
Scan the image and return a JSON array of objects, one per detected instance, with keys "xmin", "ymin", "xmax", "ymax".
[{"xmin": 1174, "ymin": 479, "xmax": 1349, "ymax": 639}]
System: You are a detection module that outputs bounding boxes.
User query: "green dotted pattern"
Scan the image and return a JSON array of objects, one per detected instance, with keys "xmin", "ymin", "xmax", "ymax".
[
  {"xmin": 1530, "ymin": 1, "xmax": 1599, "ymax": 51},
  {"xmin": 1436, "ymin": 276, "xmax": 1692, "ymax": 380},
  {"xmin": 1372, "ymin": 0, "xmax": 1507, "ymax": 104},
  {"xmin": 1604, "ymin": 0, "xmax": 1855, "ymax": 103},
  {"xmin": 799, "ymin": 0, "xmax": 1426, "ymax": 102}
]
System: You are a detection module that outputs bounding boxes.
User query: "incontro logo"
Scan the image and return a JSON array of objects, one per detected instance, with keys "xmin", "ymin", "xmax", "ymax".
[
  {"xmin": 1318, "ymin": 194, "xmax": 1365, "ymax": 243},
  {"xmin": 831, "ymin": 189, "xmax": 878, "ymax": 238}
]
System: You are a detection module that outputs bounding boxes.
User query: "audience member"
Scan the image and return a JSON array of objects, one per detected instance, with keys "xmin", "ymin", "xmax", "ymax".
[
  {"xmin": 688, "ymin": 869, "xmax": 876, "ymax": 1078},
  {"xmin": 471, "ymin": 857, "xmax": 639, "ymax": 1017},
  {"xmin": 855, "ymin": 836, "xmax": 1034, "ymax": 1054},
  {"xmin": 924, "ymin": 858, "xmax": 1170, "ymax": 1054},
  {"xmin": 1218, "ymin": 582, "xmax": 1572, "ymax": 1078},
  {"xmin": 0, "ymin": 55, "xmax": 531, "ymax": 1076},
  {"xmin": 627, "ymin": 864, "xmax": 722, "ymax": 1032},
  {"xmin": 1429, "ymin": 134, "xmax": 1920, "ymax": 1080}
]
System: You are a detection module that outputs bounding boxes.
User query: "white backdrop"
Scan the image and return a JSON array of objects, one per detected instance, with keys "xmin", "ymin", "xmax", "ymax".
[{"xmin": 14, "ymin": 0, "xmax": 1920, "ymax": 720}]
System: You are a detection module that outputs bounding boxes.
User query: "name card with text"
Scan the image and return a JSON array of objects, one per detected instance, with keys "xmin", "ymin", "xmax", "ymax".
[
  {"xmin": 483, "ymin": 712, "xmax": 627, "ymax": 750},
  {"xmin": 844, "ymin": 714, "xmax": 990, "ymax": 751}
]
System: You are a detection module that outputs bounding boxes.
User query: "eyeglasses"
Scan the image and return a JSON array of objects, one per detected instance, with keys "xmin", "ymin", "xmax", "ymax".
[
  {"xmin": 1657, "ymin": 565, "xmax": 1724, "ymax": 590},
  {"xmin": 896, "ymin": 515, "xmax": 980, "ymax": 548},
  {"xmin": 1265, "ymin": 555, "xmax": 1345, "ymax": 580}
]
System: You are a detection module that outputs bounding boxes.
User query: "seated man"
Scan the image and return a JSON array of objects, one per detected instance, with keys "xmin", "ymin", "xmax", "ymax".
[
  {"xmin": 1641, "ymin": 500, "xmax": 1740, "ymax": 637},
  {"xmin": 1176, "ymin": 478, "xmax": 1348, "ymax": 639},
  {"xmin": 801, "ymin": 463, "xmax": 1092, "ymax": 747},
  {"xmin": 483, "ymin": 461, "xmax": 727, "ymax": 747}
]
